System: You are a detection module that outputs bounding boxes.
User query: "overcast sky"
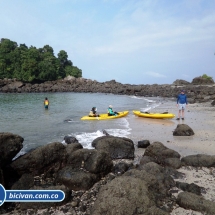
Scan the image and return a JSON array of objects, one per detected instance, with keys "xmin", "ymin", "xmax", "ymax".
[{"xmin": 1, "ymin": 0, "xmax": 215, "ymax": 84}]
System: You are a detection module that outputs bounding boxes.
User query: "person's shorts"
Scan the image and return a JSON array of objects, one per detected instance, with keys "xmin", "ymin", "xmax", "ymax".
[{"xmin": 178, "ymin": 103, "xmax": 186, "ymax": 110}]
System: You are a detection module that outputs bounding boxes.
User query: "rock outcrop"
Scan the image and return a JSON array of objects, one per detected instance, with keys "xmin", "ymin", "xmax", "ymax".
[
  {"xmin": 92, "ymin": 136, "xmax": 135, "ymax": 159},
  {"xmin": 1, "ymin": 77, "xmax": 215, "ymax": 103},
  {"xmin": 173, "ymin": 124, "xmax": 195, "ymax": 136}
]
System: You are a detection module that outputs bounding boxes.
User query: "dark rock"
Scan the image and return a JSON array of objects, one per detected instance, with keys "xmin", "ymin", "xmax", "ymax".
[
  {"xmin": 66, "ymin": 148, "xmax": 113, "ymax": 175},
  {"xmin": 173, "ymin": 124, "xmax": 195, "ymax": 136},
  {"xmin": 139, "ymin": 162, "xmax": 175, "ymax": 191},
  {"xmin": 211, "ymin": 100, "xmax": 215, "ymax": 106},
  {"xmin": 11, "ymin": 142, "xmax": 66, "ymax": 176},
  {"xmin": 137, "ymin": 140, "xmax": 150, "ymax": 148},
  {"xmin": 140, "ymin": 155, "xmax": 156, "ymax": 165},
  {"xmin": 65, "ymin": 143, "xmax": 83, "ymax": 158},
  {"xmin": 164, "ymin": 158, "xmax": 181, "ymax": 169},
  {"xmin": 11, "ymin": 173, "xmax": 34, "ymax": 190},
  {"xmin": 176, "ymin": 181, "xmax": 201, "ymax": 195},
  {"xmin": 163, "ymin": 167, "xmax": 185, "ymax": 179},
  {"xmin": 56, "ymin": 167, "xmax": 98, "ymax": 191},
  {"xmin": 64, "ymin": 136, "xmax": 79, "ymax": 144},
  {"xmin": 91, "ymin": 175, "xmax": 169, "ymax": 215},
  {"xmin": 102, "ymin": 129, "xmax": 110, "ymax": 136},
  {"xmin": 177, "ymin": 192, "xmax": 215, "ymax": 214},
  {"xmin": 0, "ymin": 132, "xmax": 24, "ymax": 167},
  {"xmin": 143, "ymin": 142, "xmax": 181, "ymax": 168},
  {"xmin": 20, "ymin": 185, "xmax": 71, "ymax": 209},
  {"xmin": 113, "ymin": 162, "xmax": 132, "ymax": 174},
  {"xmin": 181, "ymin": 154, "xmax": 215, "ymax": 167},
  {"xmin": 92, "ymin": 136, "xmax": 134, "ymax": 159}
]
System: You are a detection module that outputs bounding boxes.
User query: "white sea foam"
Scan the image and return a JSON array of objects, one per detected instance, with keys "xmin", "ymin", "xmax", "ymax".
[
  {"xmin": 75, "ymin": 130, "xmax": 104, "ymax": 149},
  {"xmin": 129, "ymin": 95, "xmax": 144, "ymax": 100},
  {"xmin": 129, "ymin": 95, "xmax": 156, "ymax": 103},
  {"xmin": 65, "ymin": 127, "xmax": 131, "ymax": 149},
  {"xmin": 144, "ymin": 98, "xmax": 156, "ymax": 103},
  {"xmin": 140, "ymin": 102, "xmax": 161, "ymax": 112}
]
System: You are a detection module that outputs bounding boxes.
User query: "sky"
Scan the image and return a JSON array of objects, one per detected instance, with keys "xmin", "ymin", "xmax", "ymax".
[{"xmin": 1, "ymin": 0, "xmax": 215, "ymax": 84}]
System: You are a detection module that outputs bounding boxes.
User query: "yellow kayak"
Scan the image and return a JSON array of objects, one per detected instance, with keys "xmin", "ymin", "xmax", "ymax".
[
  {"xmin": 133, "ymin": 110, "xmax": 175, "ymax": 119},
  {"xmin": 81, "ymin": 111, "xmax": 129, "ymax": 120}
]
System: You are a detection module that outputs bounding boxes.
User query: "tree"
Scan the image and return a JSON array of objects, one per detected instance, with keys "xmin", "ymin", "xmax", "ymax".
[
  {"xmin": 202, "ymin": 74, "xmax": 213, "ymax": 80},
  {"xmin": 0, "ymin": 38, "xmax": 82, "ymax": 81}
]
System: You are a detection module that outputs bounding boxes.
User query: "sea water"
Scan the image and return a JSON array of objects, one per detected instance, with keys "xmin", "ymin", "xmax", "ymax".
[{"xmin": 0, "ymin": 92, "xmax": 169, "ymax": 157}]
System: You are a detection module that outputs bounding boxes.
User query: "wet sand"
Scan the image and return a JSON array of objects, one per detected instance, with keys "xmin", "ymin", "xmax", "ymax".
[{"xmin": 128, "ymin": 101, "xmax": 215, "ymax": 156}]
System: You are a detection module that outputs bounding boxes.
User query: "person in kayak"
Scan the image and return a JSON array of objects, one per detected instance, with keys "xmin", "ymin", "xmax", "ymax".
[
  {"xmin": 89, "ymin": 107, "xmax": 100, "ymax": 117},
  {"xmin": 176, "ymin": 90, "xmax": 188, "ymax": 120},
  {"xmin": 108, "ymin": 105, "xmax": 118, "ymax": 116},
  {"xmin": 44, "ymin": 97, "xmax": 49, "ymax": 109}
]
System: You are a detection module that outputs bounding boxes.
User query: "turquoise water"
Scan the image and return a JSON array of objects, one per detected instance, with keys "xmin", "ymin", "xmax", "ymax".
[{"xmin": 0, "ymin": 92, "xmax": 163, "ymax": 156}]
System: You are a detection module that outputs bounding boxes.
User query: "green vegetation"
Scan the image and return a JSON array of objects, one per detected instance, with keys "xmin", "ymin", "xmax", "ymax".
[
  {"xmin": 202, "ymin": 74, "xmax": 213, "ymax": 80},
  {"xmin": 0, "ymin": 38, "xmax": 82, "ymax": 82}
]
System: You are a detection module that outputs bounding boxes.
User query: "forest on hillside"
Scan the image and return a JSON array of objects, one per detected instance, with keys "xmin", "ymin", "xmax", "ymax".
[{"xmin": 0, "ymin": 38, "xmax": 82, "ymax": 82}]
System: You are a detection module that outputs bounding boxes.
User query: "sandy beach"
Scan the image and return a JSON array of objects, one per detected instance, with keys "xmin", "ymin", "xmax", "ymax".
[
  {"xmin": 129, "ymin": 100, "xmax": 215, "ymax": 156},
  {"xmin": 128, "ymin": 100, "xmax": 215, "ymax": 215}
]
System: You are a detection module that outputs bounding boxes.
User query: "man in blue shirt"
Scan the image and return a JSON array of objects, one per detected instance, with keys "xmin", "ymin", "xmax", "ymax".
[{"xmin": 176, "ymin": 90, "xmax": 188, "ymax": 120}]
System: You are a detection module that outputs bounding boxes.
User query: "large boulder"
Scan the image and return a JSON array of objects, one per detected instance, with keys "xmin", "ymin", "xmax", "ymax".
[
  {"xmin": 56, "ymin": 167, "xmax": 98, "ymax": 191},
  {"xmin": 64, "ymin": 136, "xmax": 79, "ymax": 144},
  {"xmin": 91, "ymin": 175, "xmax": 169, "ymax": 215},
  {"xmin": 113, "ymin": 162, "xmax": 133, "ymax": 175},
  {"xmin": 191, "ymin": 76, "xmax": 214, "ymax": 85},
  {"xmin": 7, "ymin": 81, "xmax": 24, "ymax": 89},
  {"xmin": 177, "ymin": 192, "xmax": 215, "ymax": 214},
  {"xmin": 173, "ymin": 124, "xmax": 195, "ymax": 136},
  {"xmin": 0, "ymin": 132, "xmax": 24, "ymax": 167},
  {"xmin": 65, "ymin": 142, "xmax": 83, "ymax": 157},
  {"xmin": 124, "ymin": 164, "xmax": 175, "ymax": 201},
  {"xmin": 66, "ymin": 148, "xmax": 113, "ymax": 175},
  {"xmin": 11, "ymin": 142, "xmax": 67, "ymax": 176},
  {"xmin": 92, "ymin": 136, "xmax": 134, "ymax": 159},
  {"xmin": 143, "ymin": 142, "xmax": 181, "ymax": 168},
  {"xmin": 137, "ymin": 140, "xmax": 150, "ymax": 148},
  {"xmin": 176, "ymin": 181, "xmax": 201, "ymax": 195},
  {"xmin": 181, "ymin": 154, "xmax": 215, "ymax": 167}
]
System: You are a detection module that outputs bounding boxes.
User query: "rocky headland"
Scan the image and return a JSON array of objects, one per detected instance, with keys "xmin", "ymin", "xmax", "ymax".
[{"xmin": 0, "ymin": 76, "xmax": 215, "ymax": 104}]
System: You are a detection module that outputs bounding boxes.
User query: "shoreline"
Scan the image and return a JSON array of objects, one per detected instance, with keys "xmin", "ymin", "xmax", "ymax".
[{"xmin": 131, "ymin": 101, "xmax": 215, "ymax": 157}]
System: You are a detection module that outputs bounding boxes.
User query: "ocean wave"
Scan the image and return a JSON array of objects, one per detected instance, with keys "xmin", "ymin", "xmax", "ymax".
[
  {"xmin": 140, "ymin": 102, "xmax": 161, "ymax": 112},
  {"xmin": 129, "ymin": 95, "xmax": 156, "ymax": 103},
  {"xmin": 65, "ymin": 128, "xmax": 131, "ymax": 149}
]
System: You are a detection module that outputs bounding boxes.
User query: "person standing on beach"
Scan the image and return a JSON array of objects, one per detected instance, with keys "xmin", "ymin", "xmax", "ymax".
[
  {"xmin": 176, "ymin": 90, "xmax": 187, "ymax": 120},
  {"xmin": 44, "ymin": 97, "xmax": 49, "ymax": 109}
]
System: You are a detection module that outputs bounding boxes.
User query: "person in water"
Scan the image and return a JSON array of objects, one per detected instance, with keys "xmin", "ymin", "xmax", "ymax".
[
  {"xmin": 176, "ymin": 90, "xmax": 188, "ymax": 120},
  {"xmin": 108, "ymin": 105, "xmax": 118, "ymax": 116},
  {"xmin": 44, "ymin": 97, "xmax": 49, "ymax": 109},
  {"xmin": 89, "ymin": 107, "xmax": 100, "ymax": 117}
]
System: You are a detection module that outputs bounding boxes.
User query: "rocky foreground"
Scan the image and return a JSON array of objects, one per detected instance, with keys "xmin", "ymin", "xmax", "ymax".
[
  {"xmin": 0, "ymin": 77, "xmax": 215, "ymax": 104},
  {"xmin": 1, "ymin": 124, "xmax": 215, "ymax": 215}
]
